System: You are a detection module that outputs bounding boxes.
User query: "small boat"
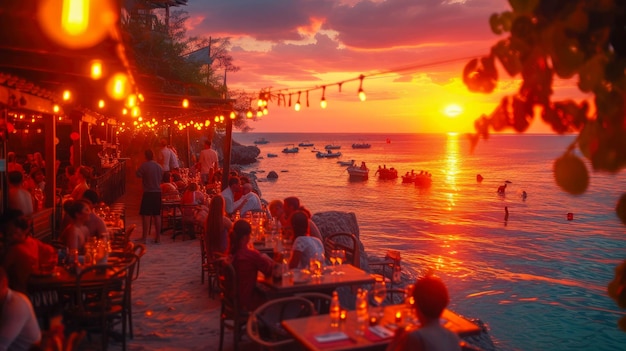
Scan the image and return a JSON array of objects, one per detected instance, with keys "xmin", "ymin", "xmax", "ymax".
[
  {"xmin": 316, "ymin": 150, "xmax": 342, "ymax": 158},
  {"xmin": 347, "ymin": 165, "xmax": 368, "ymax": 181},
  {"xmin": 352, "ymin": 142, "xmax": 371, "ymax": 149},
  {"xmin": 254, "ymin": 138, "xmax": 270, "ymax": 145},
  {"xmin": 282, "ymin": 145, "xmax": 299, "ymax": 153},
  {"xmin": 324, "ymin": 144, "xmax": 341, "ymax": 150},
  {"xmin": 375, "ymin": 166, "xmax": 398, "ymax": 180},
  {"xmin": 415, "ymin": 172, "xmax": 433, "ymax": 187},
  {"xmin": 267, "ymin": 153, "xmax": 278, "ymax": 158},
  {"xmin": 298, "ymin": 141, "xmax": 314, "ymax": 147},
  {"xmin": 337, "ymin": 159, "xmax": 355, "ymax": 166},
  {"xmin": 401, "ymin": 173, "xmax": 417, "ymax": 183}
]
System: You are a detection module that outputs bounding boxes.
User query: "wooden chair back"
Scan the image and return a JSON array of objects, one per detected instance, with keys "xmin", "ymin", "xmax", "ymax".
[{"xmin": 324, "ymin": 232, "xmax": 360, "ymax": 269}]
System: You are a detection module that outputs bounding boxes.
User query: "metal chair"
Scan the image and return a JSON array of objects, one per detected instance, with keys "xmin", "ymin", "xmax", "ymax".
[
  {"xmin": 199, "ymin": 234, "xmax": 222, "ymax": 298},
  {"xmin": 217, "ymin": 259, "xmax": 248, "ymax": 351},
  {"xmin": 246, "ymin": 296, "xmax": 315, "ymax": 350},
  {"xmin": 324, "ymin": 232, "xmax": 361, "ymax": 268},
  {"xmin": 294, "ymin": 292, "xmax": 334, "ymax": 315}
]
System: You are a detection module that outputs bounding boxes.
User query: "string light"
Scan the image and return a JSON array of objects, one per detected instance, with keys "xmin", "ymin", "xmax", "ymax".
[
  {"xmin": 320, "ymin": 86, "xmax": 327, "ymax": 109},
  {"xmin": 295, "ymin": 91, "xmax": 301, "ymax": 111},
  {"xmin": 358, "ymin": 75, "xmax": 366, "ymax": 102}
]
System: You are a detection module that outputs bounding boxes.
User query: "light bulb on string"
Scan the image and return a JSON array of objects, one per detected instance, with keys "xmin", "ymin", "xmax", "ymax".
[
  {"xmin": 320, "ymin": 86, "xmax": 327, "ymax": 109},
  {"xmin": 295, "ymin": 91, "xmax": 301, "ymax": 111},
  {"xmin": 263, "ymin": 106, "xmax": 268, "ymax": 115},
  {"xmin": 230, "ymin": 111, "xmax": 236, "ymax": 119},
  {"xmin": 246, "ymin": 109, "xmax": 253, "ymax": 118},
  {"xmin": 357, "ymin": 75, "xmax": 366, "ymax": 101}
]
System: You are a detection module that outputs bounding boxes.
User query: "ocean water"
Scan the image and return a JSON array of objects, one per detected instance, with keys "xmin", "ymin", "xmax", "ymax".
[{"xmin": 233, "ymin": 132, "xmax": 626, "ymax": 351}]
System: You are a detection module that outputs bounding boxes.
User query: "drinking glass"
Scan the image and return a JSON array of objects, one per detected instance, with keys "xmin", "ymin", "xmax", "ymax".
[
  {"xmin": 335, "ymin": 249, "xmax": 346, "ymax": 275},
  {"xmin": 372, "ymin": 278, "xmax": 386, "ymax": 318},
  {"xmin": 329, "ymin": 250, "xmax": 338, "ymax": 274},
  {"xmin": 309, "ymin": 253, "xmax": 323, "ymax": 278}
]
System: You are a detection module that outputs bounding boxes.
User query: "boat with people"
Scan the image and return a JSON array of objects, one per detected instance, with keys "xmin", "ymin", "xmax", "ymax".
[
  {"xmin": 316, "ymin": 150, "xmax": 342, "ymax": 158},
  {"xmin": 254, "ymin": 137, "xmax": 269, "ymax": 145},
  {"xmin": 267, "ymin": 153, "xmax": 278, "ymax": 158},
  {"xmin": 352, "ymin": 142, "xmax": 371, "ymax": 149},
  {"xmin": 414, "ymin": 171, "xmax": 433, "ymax": 187},
  {"xmin": 375, "ymin": 165, "xmax": 398, "ymax": 180},
  {"xmin": 347, "ymin": 164, "xmax": 369, "ymax": 181},
  {"xmin": 298, "ymin": 141, "xmax": 314, "ymax": 147},
  {"xmin": 324, "ymin": 144, "xmax": 341, "ymax": 150},
  {"xmin": 282, "ymin": 145, "xmax": 299, "ymax": 153},
  {"xmin": 337, "ymin": 159, "xmax": 355, "ymax": 166}
]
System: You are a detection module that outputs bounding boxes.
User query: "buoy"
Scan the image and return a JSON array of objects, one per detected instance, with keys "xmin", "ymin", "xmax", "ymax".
[
  {"xmin": 567, "ymin": 212, "xmax": 574, "ymax": 221},
  {"xmin": 476, "ymin": 174, "xmax": 484, "ymax": 183}
]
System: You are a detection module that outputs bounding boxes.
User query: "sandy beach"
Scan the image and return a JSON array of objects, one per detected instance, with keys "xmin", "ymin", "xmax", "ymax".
[{"xmin": 84, "ymin": 177, "xmax": 251, "ymax": 351}]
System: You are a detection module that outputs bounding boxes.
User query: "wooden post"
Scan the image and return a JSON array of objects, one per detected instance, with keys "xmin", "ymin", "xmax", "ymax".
[
  {"xmin": 221, "ymin": 117, "xmax": 232, "ymax": 191},
  {"xmin": 43, "ymin": 113, "xmax": 56, "ymax": 208}
]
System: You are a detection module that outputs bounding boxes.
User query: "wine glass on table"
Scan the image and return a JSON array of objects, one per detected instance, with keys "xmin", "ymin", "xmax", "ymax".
[
  {"xmin": 372, "ymin": 277, "xmax": 387, "ymax": 321},
  {"xmin": 335, "ymin": 249, "xmax": 346, "ymax": 275},
  {"xmin": 329, "ymin": 250, "xmax": 338, "ymax": 274}
]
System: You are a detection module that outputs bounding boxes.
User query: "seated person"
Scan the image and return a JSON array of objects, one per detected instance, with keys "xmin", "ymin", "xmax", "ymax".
[
  {"xmin": 206, "ymin": 195, "xmax": 232, "ymax": 255},
  {"xmin": 283, "ymin": 197, "xmax": 323, "ymax": 241},
  {"xmin": 60, "ymin": 200, "xmax": 91, "ymax": 253},
  {"xmin": 288, "ymin": 211, "xmax": 324, "ymax": 269},
  {"xmin": 7, "ymin": 171, "xmax": 33, "ymax": 218},
  {"xmin": 0, "ymin": 267, "xmax": 41, "ymax": 351},
  {"xmin": 61, "ymin": 190, "xmax": 108, "ymax": 241},
  {"xmin": 386, "ymin": 275, "xmax": 461, "ymax": 351},
  {"xmin": 1, "ymin": 209, "xmax": 56, "ymax": 294},
  {"xmin": 235, "ymin": 183, "xmax": 262, "ymax": 217},
  {"xmin": 229, "ymin": 220, "xmax": 274, "ymax": 311},
  {"xmin": 181, "ymin": 182, "xmax": 207, "ymax": 225},
  {"xmin": 160, "ymin": 174, "xmax": 181, "ymax": 201}
]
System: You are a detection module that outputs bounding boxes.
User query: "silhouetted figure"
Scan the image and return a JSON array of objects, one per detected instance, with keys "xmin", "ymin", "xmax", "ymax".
[
  {"xmin": 497, "ymin": 183, "xmax": 507, "ymax": 195},
  {"xmin": 522, "ymin": 191, "xmax": 528, "ymax": 200}
]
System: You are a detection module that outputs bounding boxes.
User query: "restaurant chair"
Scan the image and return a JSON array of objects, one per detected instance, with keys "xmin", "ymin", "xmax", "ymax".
[
  {"xmin": 217, "ymin": 259, "xmax": 249, "ymax": 351},
  {"xmin": 65, "ymin": 264, "xmax": 128, "ymax": 351},
  {"xmin": 324, "ymin": 232, "xmax": 361, "ymax": 269},
  {"xmin": 108, "ymin": 252, "xmax": 139, "ymax": 343},
  {"xmin": 294, "ymin": 292, "xmax": 333, "ymax": 314},
  {"xmin": 246, "ymin": 296, "xmax": 315, "ymax": 351},
  {"xmin": 367, "ymin": 288, "xmax": 407, "ymax": 307},
  {"xmin": 199, "ymin": 234, "xmax": 223, "ymax": 298}
]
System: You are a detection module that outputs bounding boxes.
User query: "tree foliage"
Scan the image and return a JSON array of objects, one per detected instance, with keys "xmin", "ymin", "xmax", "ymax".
[{"xmin": 464, "ymin": 0, "xmax": 626, "ymax": 330}]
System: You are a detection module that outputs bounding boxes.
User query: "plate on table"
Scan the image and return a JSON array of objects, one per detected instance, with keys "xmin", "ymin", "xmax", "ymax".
[{"xmin": 292, "ymin": 269, "xmax": 311, "ymax": 284}]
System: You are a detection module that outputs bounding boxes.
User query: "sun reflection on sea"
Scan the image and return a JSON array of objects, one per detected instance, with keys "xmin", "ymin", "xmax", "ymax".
[{"xmin": 444, "ymin": 134, "xmax": 460, "ymax": 212}]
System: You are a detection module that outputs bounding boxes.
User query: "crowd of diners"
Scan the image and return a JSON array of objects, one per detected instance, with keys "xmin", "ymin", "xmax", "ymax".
[{"xmin": 0, "ymin": 137, "xmax": 464, "ymax": 351}]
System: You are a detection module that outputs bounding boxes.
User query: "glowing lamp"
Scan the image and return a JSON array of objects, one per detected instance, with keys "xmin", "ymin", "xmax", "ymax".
[
  {"xmin": 320, "ymin": 97, "xmax": 327, "ymax": 109},
  {"xmin": 90, "ymin": 60, "xmax": 102, "ymax": 79},
  {"xmin": 127, "ymin": 94, "xmax": 137, "ymax": 107},
  {"xmin": 230, "ymin": 111, "xmax": 236, "ymax": 119},
  {"xmin": 53, "ymin": 105, "xmax": 60, "ymax": 113},
  {"xmin": 214, "ymin": 116, "xmax": 220, "ymax": 123},
  {"xmin": 263, "ymin": 107, "xmax": 268, "ymax": 115},
  {"xmin": 70, "ymin": 132, "xmax": 80, "ymax": 141},
  {"xmin": 63, "ymin": 90, "xmax": 71, "ymax": 101},
  {"xmin": 182, "ymin": 98, "xmax": 189, "ymax": 108},
  {"xmin": 38, "ymin": 0, "xmax": 117, "ymax": 49},
  {"xmin": 357, "ymin": 75, "xmax": 366, "ymax": 102},
  {"xmin": 106, "ymin": 73, "xmax": 129, "ymax": 100},
  {"xmin": 246, "ymin": 109, "xmax": 253, "ymax": 118},
  {"xmin": 98, "ymin": 99, "xmax": 105, "ymax": 108}
]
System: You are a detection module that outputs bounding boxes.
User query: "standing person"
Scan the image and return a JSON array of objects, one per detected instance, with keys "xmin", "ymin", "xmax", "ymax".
[
  {"xmin": 386, "ymin": 275, "xmax": 461, "ymax": 351},
  {"xmin": 199, "ymin": 140, "xmax": 218, "ymax": 185},
  {"xmin": 136, "ymin": 149, "xmax": 163, "ymax": 243},
  {"xmin": 7, "ymin": 152, "xmax": 24, "ymax": 174},
  {"xmin": 0, "ymin": 267, "xmax": 41, "ymax": 351},
  {"xmin": 156, "ymin": 138, "xmax": 178, "ymax": 182},
  {"xmin": 221, "ymin": 176, "xmax": 244, "ymax": 216},
  {"xmin": 32, "ymin": 152, "xmax": 45, "ymax": 175}
]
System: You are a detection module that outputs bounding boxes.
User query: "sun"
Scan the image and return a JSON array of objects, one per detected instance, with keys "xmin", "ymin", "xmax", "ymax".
[{"xmin": 444, "ymin": 104, "xmax": 463, "ymax": 117}]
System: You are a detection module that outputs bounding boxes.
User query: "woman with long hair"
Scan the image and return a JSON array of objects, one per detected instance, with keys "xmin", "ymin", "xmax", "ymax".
[
  {"xmin": 288, "ymin": 211, "xmax": 324, "ymax": 269},
  {"xmin": 205, "ymin": 195, "xmax": 232, "ymax": 255},
  {"xmin": 229, "ymin": 220, "xmax": 274, "ymax": 311},
  {"xmin": 70, "ymin": 166, "xmax": 92, "ymax": 200}
]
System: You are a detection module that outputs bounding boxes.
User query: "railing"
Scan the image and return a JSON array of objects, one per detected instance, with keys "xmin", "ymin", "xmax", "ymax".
[{"xmin": 93, "ymin": 160, "xmax": 126, "ymax": 205}]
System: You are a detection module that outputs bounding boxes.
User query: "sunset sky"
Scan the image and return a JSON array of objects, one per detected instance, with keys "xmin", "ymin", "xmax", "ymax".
[{"xmin": 183, "ymin": 0, "xmax": 586, "ymax": 134}]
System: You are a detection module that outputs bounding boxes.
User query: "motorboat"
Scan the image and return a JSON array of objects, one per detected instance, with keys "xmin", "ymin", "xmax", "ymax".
[
  {"xmin": 352, "ymin": 142, "xmax": 371, "ymax": 149},
  {"xmin": 282, "ymin": 145, "xmax": 299, "ymax": 153},
  {"xmin": 254, "ymin": 138, "xmax": 269, "ymax": 145},
  {"xmin": 415, "ymin": 173, "xmax": 433, "ymax": 187},
  {"xmin": 324, "ymin": 144, "xmax": 341, "ymax": 150},
  {"xmin": 316, "ymin": 150, "xmax": 342, "ymax": 158},
  {"xmin": 347, "ymin": 165, "xmax": 368, "ymax": 181},
  {"xmin": 375, "ymin": 166, "xmax": 398, "ymax": 180},
  {"xmin": 267, "ymin": 153, "xmax": 278, "ymax": 158},
  {"xmin": 298, "ymin": 141, "xmax": 314, "ymax": 147}
]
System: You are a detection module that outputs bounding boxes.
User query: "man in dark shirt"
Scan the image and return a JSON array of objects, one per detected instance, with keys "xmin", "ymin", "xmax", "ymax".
[{"xmin": 136, "ymin": 150, "xmax": 163, "ymax": 243}]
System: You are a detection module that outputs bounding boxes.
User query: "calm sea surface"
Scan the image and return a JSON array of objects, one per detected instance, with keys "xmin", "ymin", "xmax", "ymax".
[{"xmin": 233, "ymin": 132, "xmax": 626, "ymax": 351}]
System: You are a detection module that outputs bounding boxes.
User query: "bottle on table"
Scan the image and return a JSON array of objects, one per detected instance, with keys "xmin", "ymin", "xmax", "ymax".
[
  {"xmin": 330, "ymin": 290, "xmax": 340, "ymax": 328},
  {"xmin": 356, "ymin": 288, "xmax": 369, "ymax": 335}
]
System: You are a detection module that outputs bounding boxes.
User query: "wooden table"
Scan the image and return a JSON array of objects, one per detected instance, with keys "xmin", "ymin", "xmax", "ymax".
[
  {"xmin": 282, "ymin": 304, "xmax": 481, "ymax": 351},
  {"xmin": 259, "ymin": 264, "xmax": 376, "ymax": 296}
]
